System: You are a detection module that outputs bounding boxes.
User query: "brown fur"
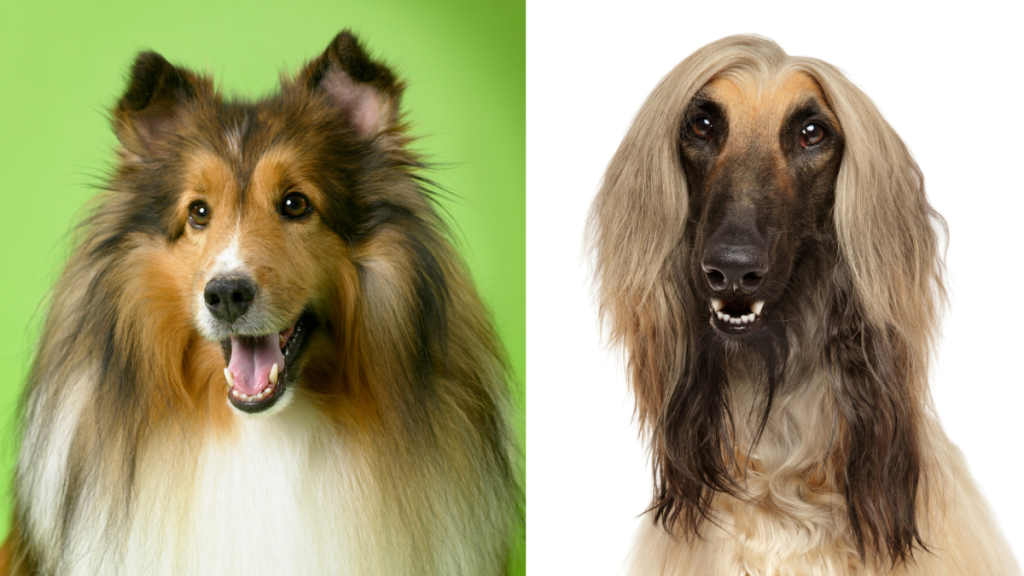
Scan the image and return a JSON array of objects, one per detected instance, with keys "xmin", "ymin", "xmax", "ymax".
[{"xmin": 5, "ymin": 30, "xmax": 518, "ymax": 575}]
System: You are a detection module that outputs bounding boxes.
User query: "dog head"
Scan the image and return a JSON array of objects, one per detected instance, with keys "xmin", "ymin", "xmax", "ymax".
[
  {"xmin": 109, "ymin": 31, "xmax": 436, "ymax": 416},
  {"xmin": 681, "ymin": 71, "xmax": 843, "ymax": 337},
  {"xmin": 589, "ymin": 36, "xmax": 944, "ymax": 565}
]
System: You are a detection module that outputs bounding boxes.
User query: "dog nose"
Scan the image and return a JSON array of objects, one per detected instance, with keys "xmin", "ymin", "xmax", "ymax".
[
  {"xmin": 204, "ymin": 275, "xmax": 257, "ymax": 323},
  {"xmin": 701, "ymin": 244, "xmax": 768, "ymax": 293}
]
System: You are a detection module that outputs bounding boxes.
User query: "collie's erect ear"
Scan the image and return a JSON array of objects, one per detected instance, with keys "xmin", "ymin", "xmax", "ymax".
[
  {"xmin": 299, "ymin": 30, "xmax": 403, "ymax": 138},
  {"xmin": 114, "ymin": 52, "xmax": 212, "ymax": 159}
]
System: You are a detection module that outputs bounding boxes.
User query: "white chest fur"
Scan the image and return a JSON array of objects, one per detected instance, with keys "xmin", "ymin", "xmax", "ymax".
[{"xmin": 42, "ymin": 402, "xmax": 386, "ymax": 575}]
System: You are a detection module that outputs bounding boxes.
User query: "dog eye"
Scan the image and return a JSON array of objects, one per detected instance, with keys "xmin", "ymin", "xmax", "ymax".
[
  {"xmin": 800, "ymin": 123, "xmax": 826, "ymax": 147},
  {"xmin": 692, "ymin": 116, "xmax": 714, "ymax": 139},
  {"xmin": 281, "ymin": 192, "xmax": 310, "ymax": 219},
  {"xmin": 188, "ymin": 201, "xmax": 211, "ymax": 228}
]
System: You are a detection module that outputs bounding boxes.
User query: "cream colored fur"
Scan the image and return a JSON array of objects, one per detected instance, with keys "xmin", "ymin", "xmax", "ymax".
[{"xmin": 627, "ymin": 379, "xmax": 1019, "ymax": 575}]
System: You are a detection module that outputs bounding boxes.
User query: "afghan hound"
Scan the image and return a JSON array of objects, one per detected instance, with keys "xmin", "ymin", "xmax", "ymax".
[
  {"xmin": 0, "ymin": 31, "xmax": 519, "ymax": 575},
  {"xmin": 588, "ymin": 35, "xmax": 1019, "ymax": 575}
]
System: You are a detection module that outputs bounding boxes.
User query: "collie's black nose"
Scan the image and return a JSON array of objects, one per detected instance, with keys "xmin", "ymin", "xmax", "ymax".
[
  {"xmin": 204, "ymin": 275, "xmax": 257, "ymax": 323},
  {"xmin": 701, "ymin": 244, "xmax": 768, "ymax": 293}
]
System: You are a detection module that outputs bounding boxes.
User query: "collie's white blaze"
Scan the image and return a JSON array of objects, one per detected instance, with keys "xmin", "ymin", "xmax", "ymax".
[
  {"xmin": 197, "ymin": 234, "xmax": 248, "ymax": 339},
  {"xmin": 211, "ymin": 234, "xmax": 245, "ymax": 277}
]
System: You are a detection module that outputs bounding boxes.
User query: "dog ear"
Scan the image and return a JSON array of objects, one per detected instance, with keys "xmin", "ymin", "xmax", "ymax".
[
  {"xmin": 113, "ymin": 52, "xmax": 211, "ymax": 160},
  {"xmin": 824, "ymin": 260, "xmax": 926, "ymax": 565},
  {"xmin": 807, "ymin": 62, "xmax": 943, "ymax": 563},
  {"xmin": 298, "ymin": 30, "xmax": 402, "ymax": 138}
]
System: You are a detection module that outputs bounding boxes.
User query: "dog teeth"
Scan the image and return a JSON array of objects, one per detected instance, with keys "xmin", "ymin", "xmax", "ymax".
[
  {"xmin": 715, "ymin": 309, "xmax": 760, "ymax": 325},
  {"xmin": 270, "ymin": 363, "xmax": 279, "ymax": 385},
  {"xmin": 711, "ymin": 299, "xmax": 724, "ymax": 312},
  {"xmin": 224, "ymin": 368, "xmax": 234, "ymax": 389},
  {"xmin": 751, "ymin": 301, "xmax": 764, "ymax": 315}
]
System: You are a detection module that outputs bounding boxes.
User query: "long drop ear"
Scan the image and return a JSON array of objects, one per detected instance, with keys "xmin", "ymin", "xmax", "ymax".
[
  {"xmin": 587, "ymin": 35, "xmax": 792, "ymax": 431},
  {"xmin": 805, "ymin": 58, "xmax": 943, "ymax": 565},
  {"xmin": 824, "ymin": 259, "xmax": 926, "ymax": 565},
  {"xmin": 114, "ymin": 52, "xmax": 212, "ymax": 160},
  {"xmin": 298, "ymin": 30, "xmax": 403, "ymax": 138}
]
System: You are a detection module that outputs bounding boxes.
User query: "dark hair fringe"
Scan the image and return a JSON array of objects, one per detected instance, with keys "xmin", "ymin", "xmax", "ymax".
[
  {"xmin": 824, "ymin": 259, "xmax": 926, "ymax": 565},
  {"xmin": 651, "ymin": 273, "xmax": 790, "ymax": 537}
]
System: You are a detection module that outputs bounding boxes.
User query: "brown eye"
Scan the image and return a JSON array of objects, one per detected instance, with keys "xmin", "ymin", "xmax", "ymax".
[
  {"xmin": 189, "ymin": 201, "xmax": 211, "ymax": 228},
  {"xmin": 281, "ymin": 192, "xmax": 310, "ymax": 219},
  {"xmin": 800, "ymin": 123, "xmax": 826, "ymax": 147},
  {"xmin": 693, "ymin": 116, "xmax": 714, "ymax": 139}
]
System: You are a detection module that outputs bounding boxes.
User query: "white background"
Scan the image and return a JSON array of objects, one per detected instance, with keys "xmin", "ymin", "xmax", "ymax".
[{"xmin": 526, "ymin": 1, "xmax": 1024, "ymax": 573}]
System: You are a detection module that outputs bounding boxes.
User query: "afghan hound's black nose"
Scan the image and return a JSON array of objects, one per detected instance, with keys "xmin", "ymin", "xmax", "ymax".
[
  {"xmin": 205, "ymin": 275, "xmax": 257, "ymax": 323},
  {"xmin": 701, "ymin": 244, "xmax": 769, "ymax": 293}
]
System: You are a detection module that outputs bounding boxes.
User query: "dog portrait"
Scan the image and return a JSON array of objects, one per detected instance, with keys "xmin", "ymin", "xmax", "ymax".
[
  {"xmin": 0, "ymin": 30, "xmax": 520, "ymax": 575},
  {"xmin": 587, "ymin": 35, "xmax": 1019, "ymax": 575}
]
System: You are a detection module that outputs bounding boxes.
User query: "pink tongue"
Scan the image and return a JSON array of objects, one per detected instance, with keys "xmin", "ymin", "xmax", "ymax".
[{"xmin": 228, "ymin": 335, "xmax": 285, "ymax": 395}]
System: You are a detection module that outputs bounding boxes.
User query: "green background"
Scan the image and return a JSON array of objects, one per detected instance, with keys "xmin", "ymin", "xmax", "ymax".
[{"xmin": 0, "ymin": 0, "xmax": 524, "ymax": 571}]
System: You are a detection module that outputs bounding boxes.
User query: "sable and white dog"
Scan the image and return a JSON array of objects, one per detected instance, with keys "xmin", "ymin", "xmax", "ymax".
[
  {"xmin": 589, "ymin": 35, "xmax": 1019, "ymax": 575},
  {"xmin": 1, "ymin": 31, "xmax": 519, "ymax": 576}
]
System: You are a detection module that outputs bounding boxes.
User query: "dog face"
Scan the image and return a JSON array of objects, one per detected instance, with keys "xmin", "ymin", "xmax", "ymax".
[
  {"xmin": 180, "ymin": 146, "xmax": 343, "ymax": 414},
  {"xmin": 680, "ymin": 72, "xmax": 844, "ymax": 337},
  {"xmin": 111, "ymin": 33, "xmax": 408, "ymax": 415}
]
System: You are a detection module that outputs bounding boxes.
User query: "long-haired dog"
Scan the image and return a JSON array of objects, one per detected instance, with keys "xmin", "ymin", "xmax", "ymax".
[
  {"xmin": 588, "ymin": 36, "xmax": 1019, "ymax": 575},
  {"xmin": 1, "ymin": 31, "xmax": 519, "ymax": 575}
]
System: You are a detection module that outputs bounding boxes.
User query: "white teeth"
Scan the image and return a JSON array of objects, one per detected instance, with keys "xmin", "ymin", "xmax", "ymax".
[
  {"xmin": 224, "ymin": 368, "xmax": 234, "ymax": 389},
  {"xmin": 231, "ymin": 389, "xmax": 240, "ymax": 398},
  {"xmin": 713, "ymin": 300, "xmax": 763, "ymax": 327},
  {"xmin": 270, "ymin": 363, "xmax": 279, "ymax": 385}
]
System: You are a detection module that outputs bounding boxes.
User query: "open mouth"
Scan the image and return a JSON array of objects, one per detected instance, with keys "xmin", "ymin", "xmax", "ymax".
[
  {"xmin": 222, "ymin": 311, "xmax": 315, "ymax": 414},
  {"xmin": 709, "ymin": 298, "xmax": 765, "ymax": 335}
]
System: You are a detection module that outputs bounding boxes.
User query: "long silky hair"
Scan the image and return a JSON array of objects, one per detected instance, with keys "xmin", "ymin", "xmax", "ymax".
[{"xmin": 588, "ymin": 35, "xmax": 945, "ymax": 565}]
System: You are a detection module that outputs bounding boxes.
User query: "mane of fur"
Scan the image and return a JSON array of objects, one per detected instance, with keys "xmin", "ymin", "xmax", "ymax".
[{"xmin": 6, "ymin": 31, "xmax": 519, "ymax": 576}]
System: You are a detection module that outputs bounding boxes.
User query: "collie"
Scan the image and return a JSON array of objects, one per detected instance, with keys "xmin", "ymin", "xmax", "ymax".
[
  {"xmin": 1, "ymin": 31, "xmax": 518, "ymax": 575},
  {"xmin": 588, "ymin": 35, "xmax": 1019, "ymax": 575}
]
